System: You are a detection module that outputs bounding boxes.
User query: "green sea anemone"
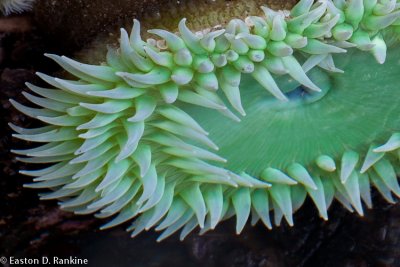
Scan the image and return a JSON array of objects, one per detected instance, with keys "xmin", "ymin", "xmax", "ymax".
[{"xmin": 9, "ymin": 0, "xmax": 400, "ymax": 241}]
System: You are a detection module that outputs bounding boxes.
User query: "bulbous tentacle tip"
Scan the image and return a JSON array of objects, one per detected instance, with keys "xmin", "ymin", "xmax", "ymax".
[
  {"xmin": 261, "ymin": 168, "xmax": 298, "ymax": 185},
  {"xmin": 360, "ymin": 145, "xmax": 384, "ymax": 173},
  {"xmin": 252, "ymin": 64, "xmax": 289, "ymax": 101},
  {"xmin": 363, "ymin": 10, "xmax": 400, "ymax": 31},
  {"xmin": 287, "ymin": 163, "xmax": 318, "ymax": 190},
  {"xmin": 148, "ymin": 29, "xmax": 186, "ymax": 52},
  {"xmin": 282, "ymin": 56, "xmax": 322, "ymax": 92},
  {"xmin": 374, "ymin": 133, "xmax": 400, "ymax": 152},
  {"xmin": 371, "ymin": 34, "xmax": 388, "ymax": 64},
  {"xmin": 340, "ymin": 151, "xmax": 359, "ymax": 184}
]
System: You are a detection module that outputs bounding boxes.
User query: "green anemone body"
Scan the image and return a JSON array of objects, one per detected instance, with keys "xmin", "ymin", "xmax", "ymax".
[{"xmin": 10, "ymin": 0, "xmax": 400, "ymax": 241}]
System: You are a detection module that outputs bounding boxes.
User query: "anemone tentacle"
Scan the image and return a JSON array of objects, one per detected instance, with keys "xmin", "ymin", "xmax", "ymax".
[
  {"xmin": 0, "ymin": 0, "xmax": 35, "ymax": 15},
  {"xmin": 10, "ymin": 0, "xmax": 400, "ymax": 241}
]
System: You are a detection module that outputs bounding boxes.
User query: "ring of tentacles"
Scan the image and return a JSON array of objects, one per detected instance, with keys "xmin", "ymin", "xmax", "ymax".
[{"xmin": 9, "ymin": 0, "xmax": 400, "ymax": 241}]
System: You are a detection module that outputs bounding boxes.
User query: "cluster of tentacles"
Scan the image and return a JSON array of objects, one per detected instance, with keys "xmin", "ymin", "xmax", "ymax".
[
  {"xmin": 10, "ymin": 0, "xmax": 400, "ymax": 241},
  {"xmin": 0, "ymin": 0, "xmax": 35, "ymax": 15}
]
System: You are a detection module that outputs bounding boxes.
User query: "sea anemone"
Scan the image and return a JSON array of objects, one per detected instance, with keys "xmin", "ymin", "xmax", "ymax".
[
  {"xmin": 9, "ymin": 0, "xmax": 400, "ymax": 241},
  {"xmin": 0, "ymin": 0, "xmax": 35, "ymax": 15}
]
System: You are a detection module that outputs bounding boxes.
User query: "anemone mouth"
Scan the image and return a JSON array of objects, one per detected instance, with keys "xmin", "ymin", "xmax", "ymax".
[
  {"xmin": 186, "ymin": 47, "xmax": 400, "ymax": 174},
  {"xmin": 9, "ymin": 0, "xmax": 400, "ymax": 241}
]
